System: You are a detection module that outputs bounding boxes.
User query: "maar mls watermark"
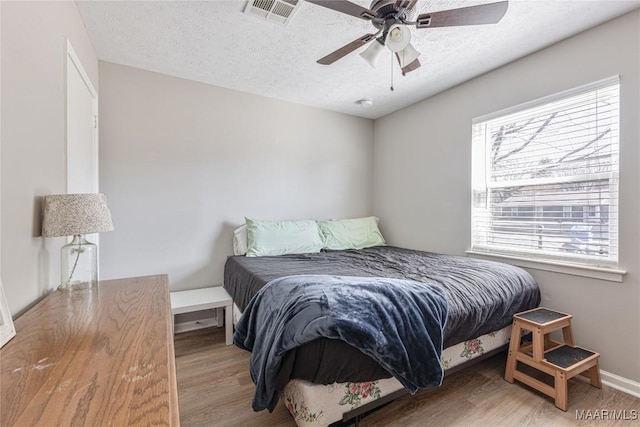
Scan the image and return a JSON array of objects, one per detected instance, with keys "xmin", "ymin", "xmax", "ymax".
[{"xmin": 576, "ymin": 409, "xmax": 638, "ymax": 421}]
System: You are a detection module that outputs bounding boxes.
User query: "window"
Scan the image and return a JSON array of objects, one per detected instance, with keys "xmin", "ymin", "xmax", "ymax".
[{"xmin": 471, "ymin": 77, "xmax": 619, "ymax": 267}]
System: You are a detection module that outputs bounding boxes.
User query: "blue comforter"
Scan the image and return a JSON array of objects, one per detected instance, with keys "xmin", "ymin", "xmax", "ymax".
[{"xmin": 234, "ymin": 274, "xmax": 449, "ymax": 412}]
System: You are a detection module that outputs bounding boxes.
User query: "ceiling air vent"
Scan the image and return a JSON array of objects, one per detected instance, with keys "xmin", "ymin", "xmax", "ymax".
[{"xmin": 244, "ymin": 0, "xmax": 301, "ymax": 25}]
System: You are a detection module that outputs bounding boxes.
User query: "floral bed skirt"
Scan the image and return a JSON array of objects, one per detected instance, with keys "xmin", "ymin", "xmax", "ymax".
[{"xmin": 281, "ymin": 326, "xmax": 512, "ymax": 427}]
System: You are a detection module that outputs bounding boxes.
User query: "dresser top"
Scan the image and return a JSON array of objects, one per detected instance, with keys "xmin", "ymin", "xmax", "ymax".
[{"xmin": 0, "ymin": 275, "xmax": 180, "ymax": 426}]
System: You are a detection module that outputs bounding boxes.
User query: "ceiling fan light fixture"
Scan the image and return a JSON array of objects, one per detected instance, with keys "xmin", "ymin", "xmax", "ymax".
[
  {"xmin": 360, "ymin": 40, "xmax": 384, "ymax": 68},
  {"xmin": 397, "ymin": 42, "xmax": 421, "ymax": 68},
  {"xmin": 385, "ymin": 24, "xmax": 411, "ymax": 52},
  {"xmin": 359, "ymin": 39, "xmax": 385, "ymax": 68}
]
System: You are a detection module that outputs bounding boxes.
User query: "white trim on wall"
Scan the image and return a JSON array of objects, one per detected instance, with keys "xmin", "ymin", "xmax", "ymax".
[
  {"xmin": 466, "ymin": 250, "xmax": 626, "ymax": 282},
  {"xmin": 600, "ymin": 370, "xmax": 640, "ymax": 398},
  {"xmin": 65, "ymin": 38, "xmax": 99, "ymax": 194}
]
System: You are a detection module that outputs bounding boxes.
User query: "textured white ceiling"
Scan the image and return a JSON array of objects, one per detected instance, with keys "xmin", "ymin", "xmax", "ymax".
[{"xmin": 76, "ymin": 0, "xmax": 640, "ymax": 119}]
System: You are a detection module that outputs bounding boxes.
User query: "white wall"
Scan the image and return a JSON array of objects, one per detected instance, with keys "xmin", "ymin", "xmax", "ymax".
[
  {"xmin": 0, "ymin": 1, "xmax": 98, "ymax": 315},
  {"xmin": 99, "ymin": 62, "xmax": 374, "ymax": 290},
  {"xmin": 374, "ymin": 11, "xmax": 640, "ymax": 382}
]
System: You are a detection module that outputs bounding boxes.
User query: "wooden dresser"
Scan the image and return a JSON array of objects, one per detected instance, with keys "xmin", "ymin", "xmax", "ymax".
[{"xmin": 0, "ymin": 275, "xmax": 180, "ymax": 426}]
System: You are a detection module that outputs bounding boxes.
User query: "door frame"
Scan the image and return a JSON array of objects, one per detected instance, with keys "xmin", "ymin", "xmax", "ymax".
[{"xmin": 65, "ymin": 39, "xmax": 98, "ymax": 194}]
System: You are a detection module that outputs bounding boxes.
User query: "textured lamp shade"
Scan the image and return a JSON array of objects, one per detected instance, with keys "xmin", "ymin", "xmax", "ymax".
[
  {"xmin": 42, "ymin": 193, "xmax": 114, "ymax": 237},
  {"xmin": 42, "ymin": 193, "xmax": 114, "ymax": 292}
]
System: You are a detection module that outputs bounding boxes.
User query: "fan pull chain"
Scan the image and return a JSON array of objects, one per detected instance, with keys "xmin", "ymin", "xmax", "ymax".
[{"xmin": 390, "ymin": 54, "xmax": 394, "ymax": 91}]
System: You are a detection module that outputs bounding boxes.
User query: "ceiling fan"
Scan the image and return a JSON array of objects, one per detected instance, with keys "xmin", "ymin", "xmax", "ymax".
[{"xmin": 307, "ymin": 0, "xmax": 509, "ymax": 75}]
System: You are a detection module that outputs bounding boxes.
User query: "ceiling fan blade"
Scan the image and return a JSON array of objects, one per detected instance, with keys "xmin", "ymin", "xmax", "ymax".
[
  {"xmin": 416, "ymin": 1, "xmax": 508, "ymax": 28},
  {"xmin": 395, "ymin": 54, "xmax": 421, "ymax": 75},
  {"xmin": 401, "ymin": 59, "xmax": 421, "ymax": 75},
  {"xmin": 396, "ymin": 0, "xmax": 418, "ymax": 12},
  {"xmin": 317, "ymin": 34, "xmax": 376, "ymax": 65},
  {"xmin": 306, "ymin": 0, "xmax": 376, "ymax": 20}
]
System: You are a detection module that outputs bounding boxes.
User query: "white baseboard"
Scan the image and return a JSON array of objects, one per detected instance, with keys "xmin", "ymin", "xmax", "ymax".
[
  {"xmin": 600, "ymin": 370, "xmax": 640, "ymax": 398},
  {"xmin": 174, "ymin": 318, "xmax": 220, "ymax": 334}
]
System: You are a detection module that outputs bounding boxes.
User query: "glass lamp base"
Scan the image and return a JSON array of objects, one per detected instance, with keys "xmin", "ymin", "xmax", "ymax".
[
  {"xmin": 58, "ymin": 280, "xmax": 95, "ymax": 292},
  {"xmin": 59, "ymin": 234, "xmax": 98, "ymax": 292}
]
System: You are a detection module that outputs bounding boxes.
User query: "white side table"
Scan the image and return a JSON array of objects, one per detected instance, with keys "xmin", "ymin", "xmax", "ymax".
[{"xmin": 170, "ymin": 286, "xmax": 233, "ymax": 345}]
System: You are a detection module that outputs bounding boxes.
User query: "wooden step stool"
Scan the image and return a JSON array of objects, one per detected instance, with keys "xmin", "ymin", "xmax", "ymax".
[{"xmin": 504, "ymin": 307, "xmax": 602, "ymax": 411}]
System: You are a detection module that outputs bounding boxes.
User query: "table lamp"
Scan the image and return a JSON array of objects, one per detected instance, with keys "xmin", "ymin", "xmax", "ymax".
[{"xmin": 42, "ymin": 193, "xmax": 114, "ymax": 291}]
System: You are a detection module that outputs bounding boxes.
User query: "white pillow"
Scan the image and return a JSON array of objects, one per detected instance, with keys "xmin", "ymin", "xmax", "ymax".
[
  {"xmin": 233, "ymin": 225, "xmax": 248, "ymax": 256},
  {"xmin": 245, "ymin": 217, "xmax": 324, "ymax": 257}
]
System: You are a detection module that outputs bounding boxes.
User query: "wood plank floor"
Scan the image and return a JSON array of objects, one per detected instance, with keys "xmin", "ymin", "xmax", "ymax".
[{"xmin": 175, "ymin": 327, "xmax": 639, "ymax": 427}]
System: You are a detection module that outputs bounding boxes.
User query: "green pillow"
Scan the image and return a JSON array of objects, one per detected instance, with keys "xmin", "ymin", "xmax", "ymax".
[
  {"xmin": 245, "ymin": 218, "xmax": 324, "ymax": 257},
  {"xmin": 318, "ymin": 216, "xmax": 386, "ymax": 250}
]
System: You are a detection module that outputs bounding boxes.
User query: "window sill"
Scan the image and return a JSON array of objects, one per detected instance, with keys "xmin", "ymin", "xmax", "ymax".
[{"xmin": 465, "ymin": 250, "xmax": 627, "ymax": 283}]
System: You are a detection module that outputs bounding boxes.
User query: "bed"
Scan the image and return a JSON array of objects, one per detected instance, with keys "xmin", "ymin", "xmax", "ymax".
[{"xmin": 224, "ymin": 245, "xmax": 540, "ymax": 426}]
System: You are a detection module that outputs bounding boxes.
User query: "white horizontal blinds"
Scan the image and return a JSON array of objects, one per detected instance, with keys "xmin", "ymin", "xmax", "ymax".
[{"xmin": 472, "ymin": 77, "xmax": 619, "ymax": 266}]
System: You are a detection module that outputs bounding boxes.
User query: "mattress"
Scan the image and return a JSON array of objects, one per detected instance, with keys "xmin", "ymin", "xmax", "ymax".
[{"xmin": 225, "ymin": 246, "xmax": 540, "ymax": 347}]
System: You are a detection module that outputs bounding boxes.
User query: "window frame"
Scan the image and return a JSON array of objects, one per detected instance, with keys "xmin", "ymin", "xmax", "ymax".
[{"xmin": 469, "ymin": 76, "xmax": 622, "ymax": 277}]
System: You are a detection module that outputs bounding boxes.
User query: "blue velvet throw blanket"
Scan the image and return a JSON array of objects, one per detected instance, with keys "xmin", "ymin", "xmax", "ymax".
[{"xmin": 234, "ymin": 274, "xmax": 449, "ymax": 412}]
